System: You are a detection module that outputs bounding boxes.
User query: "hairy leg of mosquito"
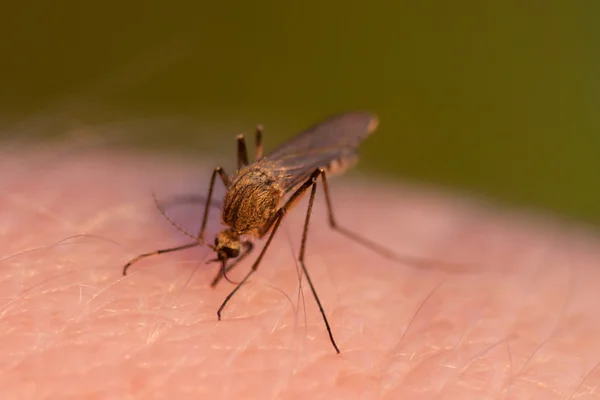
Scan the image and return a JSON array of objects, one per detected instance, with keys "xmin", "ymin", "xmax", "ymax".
[
  {"xmin": 255, "ymin": 125, "xmax": 264, "ymax": 160},
  {"xmin": 298, "ymin": 169, "xmax": 341, "ymax": 353},
  {"xmin": 122, "ymin": 242, "xmax": 200, "ymax": 276},
  {"xmin": 217, "ymin": 209, "xmax": 285, "ymax": 320},
  {"xmin": 320, "ymin": 170, "xmax": 417, "ymax": 263},
  {"xmin": 197, "ymin": 166, "xmax": 229, "ymax": 241},
  {"xmin": 210, "ymin": 241, "xmax": 254, "ymax": 288},
  {"xmin": 236, "ymin": 135, "xmax": 249, "ymax": 170}
]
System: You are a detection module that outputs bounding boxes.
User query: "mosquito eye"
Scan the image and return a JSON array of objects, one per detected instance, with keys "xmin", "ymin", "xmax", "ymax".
[{"xmin": 224, "ymin": 247, "xmax": 239, "ymax": 258}]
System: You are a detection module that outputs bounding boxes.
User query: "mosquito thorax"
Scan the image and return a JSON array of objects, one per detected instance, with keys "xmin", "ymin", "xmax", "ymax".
[{"xmin": 221, "ymin": 165, "xmax": 283, "ymax": 234}]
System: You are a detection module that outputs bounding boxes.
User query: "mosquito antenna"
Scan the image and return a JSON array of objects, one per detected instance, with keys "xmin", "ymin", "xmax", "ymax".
[{"xmin": 151, "ymin": 191, "xmax": 204, "ymax": 243}]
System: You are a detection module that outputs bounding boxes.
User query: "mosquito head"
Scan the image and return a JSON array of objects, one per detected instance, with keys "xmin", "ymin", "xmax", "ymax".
[{"xmin": 214, "ymin": 229, "xmax": 241, "ymax": 262}]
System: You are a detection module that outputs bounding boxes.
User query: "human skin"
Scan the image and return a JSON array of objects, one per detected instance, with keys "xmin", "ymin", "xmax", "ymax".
[{"xmin": 1, "ymin": 145, "xmax": 600, "ymax": 399}]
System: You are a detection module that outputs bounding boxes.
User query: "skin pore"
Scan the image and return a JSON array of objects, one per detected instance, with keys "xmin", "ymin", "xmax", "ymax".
[{"xmin": 1, "ymin": 145, "xmax": 600, "ymax": 399}]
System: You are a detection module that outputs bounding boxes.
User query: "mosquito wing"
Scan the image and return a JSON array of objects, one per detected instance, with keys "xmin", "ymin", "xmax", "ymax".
[{"xmin": 262, "ymin": 111, "xmax": 379, "ymax": 193}]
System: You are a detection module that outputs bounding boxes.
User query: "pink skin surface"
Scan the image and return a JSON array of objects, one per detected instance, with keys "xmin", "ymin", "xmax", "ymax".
[{"xmin": 1, "ymin": 146, "xmax": 600, "ymax": 399}]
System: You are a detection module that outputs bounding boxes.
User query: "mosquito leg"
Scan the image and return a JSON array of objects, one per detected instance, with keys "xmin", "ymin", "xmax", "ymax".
[
  {"xmin": 319, "ymin": 170, "xmax": 449, "ymax": 270},
  {"xmin": 237, "ymin": 134, "xmax": 249, "ymax": 170},
  {"xmin": 210, "ymin": 241, "xmax": 254, "ymax": 288},
  {"xmin": 321, "ymin": 172, "xmax": 473, "ymax": 273},
  {"xmin": 319, "ymin": 170, "xmax": 402, "ymax": 258},
  {"xmin": 255, "ymin": 124, "xmax": 264, "ymax": 161},
  {"xmin": 217, "ymin": 209, "xmax": 285, "ymax": 320},
  {"xmin": 122, "ymin": 242, "xmax": 200, "ymax": 276},
  {"xmin": 298, "ymin": 168, "xmax": 341, "ymax": 353},
  {"xmin": 197, "ymin": 166, "xmax": 230, "ymax": 241}
]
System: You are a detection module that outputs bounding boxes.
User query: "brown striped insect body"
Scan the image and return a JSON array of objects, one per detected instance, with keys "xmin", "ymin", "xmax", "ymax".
[{"xmin": 122, "ymin": 111, "xmax": 413, "ymax": 354}]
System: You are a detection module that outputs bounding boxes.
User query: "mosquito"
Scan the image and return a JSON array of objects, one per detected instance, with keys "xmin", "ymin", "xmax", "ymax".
[{"xmin": 122, "ymin": 111, "xmax": 440, "ymax": 353}]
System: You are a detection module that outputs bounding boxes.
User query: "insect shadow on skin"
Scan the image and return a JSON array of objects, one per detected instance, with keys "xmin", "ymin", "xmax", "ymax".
[{"xmin": 122, "ymin": 111, "xmax": 468, "ymax": 354}]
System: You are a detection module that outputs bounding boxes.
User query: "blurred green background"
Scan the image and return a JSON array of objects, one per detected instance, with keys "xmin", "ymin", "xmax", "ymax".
[{"xmin": 1, "ymin": 1, "xmax": 599, "ymax": 224}]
